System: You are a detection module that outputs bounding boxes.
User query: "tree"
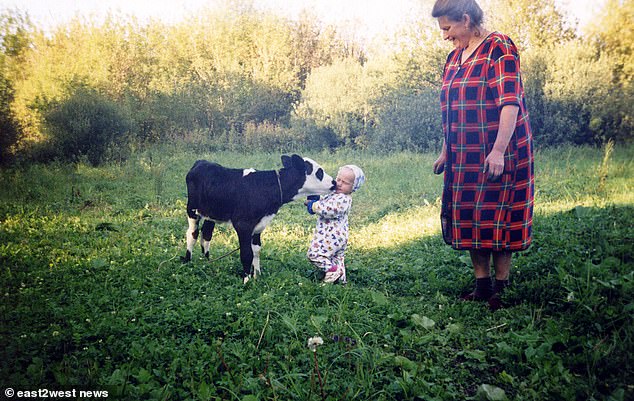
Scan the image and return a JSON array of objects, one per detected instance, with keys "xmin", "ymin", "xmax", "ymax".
[
  {"xmin": 43, "ymin": 86, "xmax": 130, "ymax": 165},
  {"xmin": 583, "ymin": 0, "xmax": 634, "ymax": 142},
  {"xmin": 586, "ymin": 0, "xmax": 633, "ymax": 85},
  {"xmin": 295, "ymin": 58, "xmax": 377, "ymax": 147},
  {"xmin": 483, "ymin": 0, "xmax": 575, "ymax": 51},
  {"xmin": 0, "ymin": 9, "xmax": 32, "ymax": 164}
]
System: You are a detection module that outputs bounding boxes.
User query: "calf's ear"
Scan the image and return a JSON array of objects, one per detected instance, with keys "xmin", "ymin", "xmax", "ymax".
[
  {"xmin": 291, "ymin": 154, "xmax": 305, "ymax": 171},
  {"xmin": 281, "ymin": 155, "xmax": 292, "ymax": 169},
  {"xmin": 304, "ymin": 160, "xmax": 313, "ymax": 175}
]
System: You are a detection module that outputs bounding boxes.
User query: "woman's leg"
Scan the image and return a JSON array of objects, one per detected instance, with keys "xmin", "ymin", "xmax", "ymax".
[
  {"xmin": 470, "ymin": 249, "xmax": 492, "ymax": 278},
  {"xmin": 492, "ymin": 251, "xmax": 512, "ymax": 292},
  {"xmin": 462, "ymin": 249, "xmax": 493, "ymax": 300},
  {"xmin": 489, "ymin": 251, "xmax": 512, "ymax": 310},
  {"xmin": 492, "ymin": 251, "xmax": 511, "ymax": 281}
]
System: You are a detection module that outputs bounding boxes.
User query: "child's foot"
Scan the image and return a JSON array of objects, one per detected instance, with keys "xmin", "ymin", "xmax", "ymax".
[{"xmin": 323, "ymin": 265, "xmax": 342, "ymax": 283}]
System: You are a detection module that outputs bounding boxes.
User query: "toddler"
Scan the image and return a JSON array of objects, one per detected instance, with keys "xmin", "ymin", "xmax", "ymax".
[{"xmin": 305, "ymin": 165, "xmax": 365, "ymax": 284}]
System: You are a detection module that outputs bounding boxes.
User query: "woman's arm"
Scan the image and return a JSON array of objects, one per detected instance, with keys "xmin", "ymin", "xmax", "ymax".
[
  {"xmin": 484, "ymin": 105, "xmax": 519, "ymax": 180},
  {"xmin": 433, "ymin": 139, "xmax": 447, "ymax": 174}
]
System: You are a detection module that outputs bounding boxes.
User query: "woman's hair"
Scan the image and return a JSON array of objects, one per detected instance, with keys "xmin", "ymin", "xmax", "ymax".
[{"xmin": 431, "ymin": 0, "xmax": 484, "ymax": 27}]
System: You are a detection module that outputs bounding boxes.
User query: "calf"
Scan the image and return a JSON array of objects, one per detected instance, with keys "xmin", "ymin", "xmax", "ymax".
[{"xmin": 183, "ymin": 154, "xmax": 335, "ymax": 283}]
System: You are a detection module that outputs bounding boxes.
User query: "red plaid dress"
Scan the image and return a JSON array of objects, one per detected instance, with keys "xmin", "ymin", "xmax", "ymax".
[{"xmin": 439, "ymin": 32, "xmax": 534, "ymax": 251}]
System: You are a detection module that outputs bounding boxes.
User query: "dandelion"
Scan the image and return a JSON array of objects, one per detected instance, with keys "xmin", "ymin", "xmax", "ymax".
[
  {"xmin": 307, "ymin": 336, "xmax": 323, "ymax": 352},
  {"xmin": 307, "ymin": 336, "xmax": 325, "ymax": 400}
]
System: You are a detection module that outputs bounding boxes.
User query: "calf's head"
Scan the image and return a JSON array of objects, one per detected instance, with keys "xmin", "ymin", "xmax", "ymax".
[{"xmin": 281, "ymin": 154, "xmax": 335, "ymax": 200}]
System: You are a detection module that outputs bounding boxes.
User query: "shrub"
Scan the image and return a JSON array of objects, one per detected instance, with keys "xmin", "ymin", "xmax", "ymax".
[
  {"xmin": 242, "ymin": 121, "xmax": 302, "ymax": 152},
  {"xmin": 289, "ymin": 116, "xmax": 340, "ymax": 151},
  {"xmin": 43, "ymin": 87, "xmax": 131, "ymax": 165},
  {"xmin": 369, "ymin": 88, "xmax": 442, "ymax": 152},
  {"xmin": 0, "ymin": 69, "xmax": 18, "ymax": 165}
]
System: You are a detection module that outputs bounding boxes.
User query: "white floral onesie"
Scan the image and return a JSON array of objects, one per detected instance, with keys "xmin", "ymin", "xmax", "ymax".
[{"xmin": 307, "ymin": 193, "xmax": 353, "ymax": 283}]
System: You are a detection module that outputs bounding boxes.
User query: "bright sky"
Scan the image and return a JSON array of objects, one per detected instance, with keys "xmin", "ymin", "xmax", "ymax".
[{"xmin": 0, "ymin": 0, "xmax": 605, "ymax": 40}]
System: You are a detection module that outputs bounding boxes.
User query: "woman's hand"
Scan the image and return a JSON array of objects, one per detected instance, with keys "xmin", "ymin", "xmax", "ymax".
[
  {"xmin": 484, "ymin": 149, "xmax": 504, "ymax": 181},
  {"xmin": 433, "ymin": 153, "xmax": 446, "ymax": 175},
  {"xmin": 484, "ymin": 105, "xmax": 518, "ymax": 182}
]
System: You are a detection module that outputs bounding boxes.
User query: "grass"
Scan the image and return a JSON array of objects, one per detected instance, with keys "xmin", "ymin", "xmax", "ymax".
[{"xmin": 1, "ymin": 144, "xmax": 633, "ymax": 400}]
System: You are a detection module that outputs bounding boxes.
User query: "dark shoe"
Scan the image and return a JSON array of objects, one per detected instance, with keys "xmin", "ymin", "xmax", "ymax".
[
  {"xmin": 488, "ymin": 294, "xmax": 504, "ymax": 311},
  {"xmin": 461, "ymin": 277, "xmax": 493, "ymax": 301},
  {"xmin": 460, "ymin": 291, "xmax": 490, "ymax": 302},
  {"xmin": 493, "ymin": 279, "xmax": 509, "ymax": 295},
  {"xmin": 313, "ymin": 269, "xmax": 326, "ymax": 281}
]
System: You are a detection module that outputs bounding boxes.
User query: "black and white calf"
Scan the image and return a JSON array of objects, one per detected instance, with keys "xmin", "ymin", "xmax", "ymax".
[{"xmin": 183, "ymin": 154, "xmax": 335, "ymax": 283}]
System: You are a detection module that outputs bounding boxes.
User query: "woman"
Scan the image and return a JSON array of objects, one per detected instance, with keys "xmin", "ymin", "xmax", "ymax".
[{"xmin": 431, "ymin": 0, "xmax": 534, "ymax": 310}]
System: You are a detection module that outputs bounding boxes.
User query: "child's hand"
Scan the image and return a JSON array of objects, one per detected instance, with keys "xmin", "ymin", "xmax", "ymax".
[{"xmin": 306, "ymin": 200, "xmax": 316, "ymax": 215}]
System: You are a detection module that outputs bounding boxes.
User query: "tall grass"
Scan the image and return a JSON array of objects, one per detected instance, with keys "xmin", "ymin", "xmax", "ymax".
[{"xmin": 0, "ymin": 145, "xmax": 632, "ymax": 400}]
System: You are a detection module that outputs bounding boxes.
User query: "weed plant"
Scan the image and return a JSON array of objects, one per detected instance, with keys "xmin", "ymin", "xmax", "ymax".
[{"xmin": 0, "ymin": 145, "xmax": 632, "ymax": 400}]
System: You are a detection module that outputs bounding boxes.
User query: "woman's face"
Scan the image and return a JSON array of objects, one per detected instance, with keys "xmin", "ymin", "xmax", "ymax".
[{"xmin": 437, "ymin": 15, "xmax": 470, "ymax": 49}]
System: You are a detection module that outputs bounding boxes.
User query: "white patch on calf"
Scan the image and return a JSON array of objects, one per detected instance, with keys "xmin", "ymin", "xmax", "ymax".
[
  {"xmin": 249, "ymin": 214, "xmax": 275, "ymax": 281},
  {"xmin": 252, "ymin": 243, "xmax": 262, "ymax": 278},
  {"xmin": 294, "ymin": 157, "xmax": 335, "ymax": 200},
  {"xmin": 243, "ymin": 168, "xmax": 256, "ymax": 176},
  {"xmin": 186, "ymin": 217, "xmax": 198, "ymax": 255},
  {"xmin": 253, "ymin": 214, "xmax": 275, "ymax": 234}
]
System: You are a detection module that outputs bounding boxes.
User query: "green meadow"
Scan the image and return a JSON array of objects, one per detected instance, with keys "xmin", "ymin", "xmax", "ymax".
[{"xmin": 1, "ymin": 145, "xmax": 633, "ymax": 400}]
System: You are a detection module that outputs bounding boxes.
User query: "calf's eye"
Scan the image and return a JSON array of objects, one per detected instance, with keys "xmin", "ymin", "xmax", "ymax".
[{"xmin": 316, "ymin": 168, "xmax": 324, "ymax": 180}]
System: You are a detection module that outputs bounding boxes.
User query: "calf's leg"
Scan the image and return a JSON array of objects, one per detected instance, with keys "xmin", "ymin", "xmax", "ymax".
[
  {"xmin": 200, "ymin": 219, "xmax": 215, "ymax": 258},
  {"xmin": 251, "ymin": 234, "xmax": 262, "ymax": 279},
  {"xmin": 183, "ymin": 214, "xmax": 200, "ymax": 263},
  {"xmin": 235, "ymin": 225, "xmax": 255, "ymax": 283}
]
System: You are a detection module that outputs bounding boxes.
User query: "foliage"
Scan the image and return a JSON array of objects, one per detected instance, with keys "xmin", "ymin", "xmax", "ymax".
[
  {"xmin": 0, "ymin": 146, "xmax": 633, "ymax": 400},
  {"xmin": 369, "ymin": 88, "xmax": 442, "ymax": 152},
  {"xmin": 0, "ymin": 1, "xmax": 632, "ymax": 163},
  {"xmin": 586, "ymin": 0, "xmax": 634, "ymax": 85},
  {"xmin": 0, "ymin": 9, "xmax": 32, "ymax": 164},
  {"xmin": 42, "ymin": 86, "xmax": 131, "ymax": 165},
  {"xmin": 483, "ymin": 0, "xmax": 576, "ymax": 51},
  {"xmin": 295, "ymin": 57, "xmax": 378, "ymax": 148}
]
